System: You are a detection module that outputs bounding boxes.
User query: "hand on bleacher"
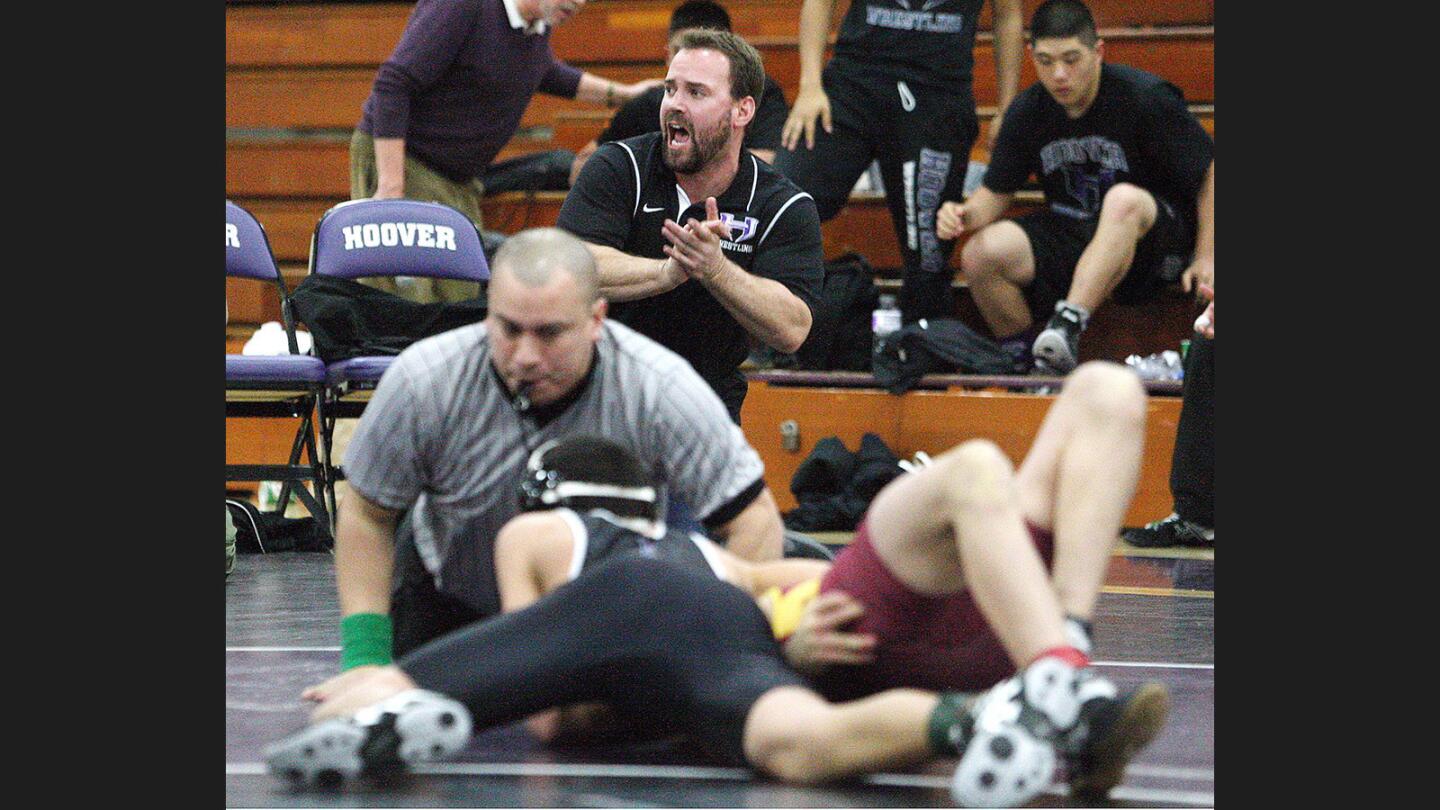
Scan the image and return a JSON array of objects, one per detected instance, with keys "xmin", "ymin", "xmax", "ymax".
[
  {"xmin": 1181, "ymin": 255, "xmax": 1214, "ymax": 300},
  {"xmin": 1193, "ymin": 283, "xmax": 1214, "ymax": 338}
]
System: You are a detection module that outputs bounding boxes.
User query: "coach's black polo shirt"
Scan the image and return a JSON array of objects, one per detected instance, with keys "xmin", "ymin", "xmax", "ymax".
[{"xmin": 557, "ymin": 132, "xmax": 824, "ymax": 414}]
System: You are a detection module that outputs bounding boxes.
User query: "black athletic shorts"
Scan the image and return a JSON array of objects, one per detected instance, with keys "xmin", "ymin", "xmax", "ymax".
[
  {"xmin": 1015, "ymin": 194, "xmax": 1194, "ymax": 319},
  {"xmin": 398, "ymin": 553, "xmax": 808, "ymax": 766}
]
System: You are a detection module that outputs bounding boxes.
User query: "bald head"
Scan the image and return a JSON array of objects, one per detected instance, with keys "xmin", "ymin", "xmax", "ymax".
[
  {"xmin": 486, "ymin": 228, "xmax": 608, "ymax": 407},
  {"xmin": 490, "ymin": 227, "xmax": 600, "ymax": 304}
]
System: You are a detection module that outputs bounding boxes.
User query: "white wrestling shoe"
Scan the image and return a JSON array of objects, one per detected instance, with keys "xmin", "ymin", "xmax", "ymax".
[
  {"xmin": 264, "ymin": 689, "xmax": 471, "ymax": 789},
  {"xmin": 950, "ymin": 656, "xmax": 1114, "ymax": 807}
]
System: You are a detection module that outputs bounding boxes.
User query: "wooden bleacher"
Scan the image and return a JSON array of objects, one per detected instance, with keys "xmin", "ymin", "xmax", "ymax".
[
  {"xmin": 226, "ymin": 1, "xmax": 1213, "ymax": 519},
  {"xmin": 225, "ymin": 0, "xmax": 1213, "ymax": 313},
  {"xmin": 225, "ymin": 323, "xmax": 1186, "ymax": 527},
  {"xmin": 226, "ymin": 1, "xmax": 1213, "ymax": 140},
  {"xmin": 741, "ymin": 375, "xmax": 1183, "ymax": 527}
]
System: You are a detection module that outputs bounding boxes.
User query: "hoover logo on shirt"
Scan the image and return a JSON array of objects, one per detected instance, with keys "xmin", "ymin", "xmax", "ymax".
[
  {"xmin": 341, "ymin": 222, "xmax": 458, "ymax": 251},
  {"xmin": 1040, "ymin": 136, "xmax": 1131, "ymax": 219},
  {"xmin": 719, "ymin": 213, "xmax": 759, "ymax": 243},
  {"xmin": 718, "ymin": 213, "xmax": 759, "ymax": 254}
]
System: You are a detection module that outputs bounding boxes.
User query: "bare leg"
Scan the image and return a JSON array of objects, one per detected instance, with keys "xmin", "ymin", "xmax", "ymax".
[
  {"xmin": 1014, "ymin": 362, "xmax": 1146, "ymax": 621},
  {"xmin": 960, "ymin": 220, "xmax": 1039, "ymax": 338},
  {"xmin": 744, "ymin": 686, "xmax": 938, "ymax": 784},
  {"xmin": 1065, "ymin": 184, "xmax": 1157, "ymax": 312},
  {"xmin": 329, "ymin": 417, "xmax": 359, "ymax": 513},
  {"xmin": 744, "ymin": 684, "xmax": 1062, "ymax": 808},
  {"xmin": 865, "ymin": 440, "xmax": 1066, "ymax": 669}
]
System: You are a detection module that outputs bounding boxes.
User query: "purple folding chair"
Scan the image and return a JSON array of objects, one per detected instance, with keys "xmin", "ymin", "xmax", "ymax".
[
  {"xmin": 226, "ymin": 200, "xmax": 332, "ymax": 539},
  {"xmin": 306, "ymin": 198, "xmax": 489, "ymax": 514}
]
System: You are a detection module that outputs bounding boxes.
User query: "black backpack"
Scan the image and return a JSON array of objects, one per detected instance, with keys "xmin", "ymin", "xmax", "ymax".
[
  {"xmin": 872, "ymin": 318, "xmax": 1015, "ymax": 394},
  {"xmin": 794, "ymin": 252, "xmax": 880, "ymax": 372},
  {"xmin": 225, "ymin": 499, "xmax": 331, "ymax": 553},
  {"xmin": 289, "ymin": 275, "xmax": 487, "ymax": 363}
]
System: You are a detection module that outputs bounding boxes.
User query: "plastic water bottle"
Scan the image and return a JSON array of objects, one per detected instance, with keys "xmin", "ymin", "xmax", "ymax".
[
  {"xmin": 1124, "ymin": 350, "xmax": 1184, "ymax": 381},
  {"xmin": 257, "ymin": 480, "xmax": 282, "ymax": 512},
  {"xmin": 872, "ymin": 294, "xmax": 902, "ymax": 359}
]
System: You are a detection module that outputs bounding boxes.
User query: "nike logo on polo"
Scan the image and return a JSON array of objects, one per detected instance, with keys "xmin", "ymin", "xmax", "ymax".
[{"xmin": 642, "ymin": 204, "xmax": 665, "ymax": 212}]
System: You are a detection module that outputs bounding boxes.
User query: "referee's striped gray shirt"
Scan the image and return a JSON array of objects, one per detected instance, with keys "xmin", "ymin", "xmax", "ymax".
[{"xmin": 344, "ymin": 319, "xmax": 767, "ymax": 616}]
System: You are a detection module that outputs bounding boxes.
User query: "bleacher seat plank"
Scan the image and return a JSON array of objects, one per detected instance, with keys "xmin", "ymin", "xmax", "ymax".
[
  {"xmin": 227, "ymin": 105, "xmax": 1210, "ymax": 199},
  {"xmin": 978, "ymin": 0, "xmax": 1212, "ymax": 28},
  {"xmin": 227, "ymin": 67, "xmax": 372, "ymax": 129},
  {"xmin": 228, "ymin": 191, "xmax": 1204, "ymax": 369},
  {"xmin": 226, "ymin": 415, "xmax": 320, "ymax": 475},
  {"xmin": 232, "ymin": 189, "xmax": 1044, "ymax": 268},
  {"xmin": 536, "ymin": 103, "xmax": 1210, "ymax": 161},
  {"xmin": 227, "ymin": 1, "xmax": 1214, "ymax": 68},
  {"xmin": 224, "ymin": 376, "xmax": 1184, "ymax": 521},
  {"xmin": 226, "ymin": 275, "xmax": 279, "ymax": 325},
  {"xmin": 232, "ymin": 199, "xmax": 329, "ymax": 263},
  {"xmin": 226, "ymin": 2, "xmax": 411, "ymax": 67},
  {"xmin": 227, "ymin": 29, "xmax": 1211, "ymax": 128},
  {"xmin": 754, "ymin": 28, "xmax": 1213, "ymax": 106},
  {"xmin": 226, "ymin": 140, "xmax": 350, "ymax": 198},
  {"xmin": 224, "ymin": 134, "xmax": 575, "ymax": 197},
  {"xmin": 818, "ymin": 195, "xmax": 1044, "ymax": 268},
  {"xmin": 739, "ymin": 381, "xmax": 1182, "ymax": 525}
]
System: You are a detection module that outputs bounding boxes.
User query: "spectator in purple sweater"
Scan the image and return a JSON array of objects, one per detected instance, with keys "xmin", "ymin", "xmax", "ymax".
[{"xmin": 351, "ymin": 0, "xmax": 661, "ymax": 302}]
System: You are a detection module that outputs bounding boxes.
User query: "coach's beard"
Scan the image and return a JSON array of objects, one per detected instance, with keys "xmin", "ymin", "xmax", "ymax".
[{"xmin": 662, "ymin": 114, "xmax": 733, "ymax": 175}]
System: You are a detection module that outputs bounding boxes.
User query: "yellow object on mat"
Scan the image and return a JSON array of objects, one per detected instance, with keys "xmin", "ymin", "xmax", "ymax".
[{"xmin": 762, "ymin": 577, "xmax": 822, "ymax": 640}]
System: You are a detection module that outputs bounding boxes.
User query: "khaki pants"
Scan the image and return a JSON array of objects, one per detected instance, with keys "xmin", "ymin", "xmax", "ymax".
[
  {"xmin": 348, "ymin": 130, "xmax": 485, "ymax": 304},
  {"xmin": 335, "ymin": 132, "xmax": 489, "ymax": 509}
]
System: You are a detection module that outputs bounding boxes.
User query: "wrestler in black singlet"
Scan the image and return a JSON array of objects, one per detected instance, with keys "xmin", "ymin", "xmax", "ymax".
[{"xmin": 398, "ymin": 552, "xmax": 806, "ymax": 765}]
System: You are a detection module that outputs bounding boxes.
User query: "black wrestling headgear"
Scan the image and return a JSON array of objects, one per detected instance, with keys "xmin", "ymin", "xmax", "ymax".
[{"xmin": 517, "ymin": 436, "xmax": 658, "ymax": 520}]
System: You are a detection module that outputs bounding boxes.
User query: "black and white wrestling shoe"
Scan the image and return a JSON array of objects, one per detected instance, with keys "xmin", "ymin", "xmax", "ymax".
[{"xmin": 264, "ymin": 689, "xmax": 471, "ymax": 789}]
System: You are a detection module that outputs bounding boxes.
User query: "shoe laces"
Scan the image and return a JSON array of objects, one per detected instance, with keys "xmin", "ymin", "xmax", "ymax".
[{"xmin": 1143, "ymin": 513, "xmax": 1182, "ymax": 530}]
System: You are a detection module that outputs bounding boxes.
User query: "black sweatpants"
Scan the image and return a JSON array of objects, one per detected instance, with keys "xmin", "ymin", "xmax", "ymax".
[
  {"xmin": 396, "ymin": 554, "xmax": 808, "ymax": 765},
  {"xmin": 1170, "ymin": 334, "xmax": 1213, "ymax": 526},
  {"xmin": 775, "ymin": 66, "xmax": 978, "ymax": 323}
]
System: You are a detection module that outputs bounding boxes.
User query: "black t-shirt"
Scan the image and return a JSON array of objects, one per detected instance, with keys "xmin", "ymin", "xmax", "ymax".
[
  {"xmin": 557, "ymin": 132, "xmax": 824, "ymax": 388},
  {"xmin": 598, "ymin": 75, "xmax": 789, "ymax": 153},
  {"xmin": 984, "ymin": 63, "xmax": 1215, "ymax": 220},
  {"xmin": 831, "ymin": 0, "xmax": 986, "ymax": 92}
]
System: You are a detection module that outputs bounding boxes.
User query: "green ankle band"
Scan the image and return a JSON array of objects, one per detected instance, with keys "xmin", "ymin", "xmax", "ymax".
[
  {"xmin": 927, "ymin": 692, "xmax": 974, "ymax": 755},
  {"xmin": 340, "ymin": 612, "xmax": 393, "ymax": 670}
]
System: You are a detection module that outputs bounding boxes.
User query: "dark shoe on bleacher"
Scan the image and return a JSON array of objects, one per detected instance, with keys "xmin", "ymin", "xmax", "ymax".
[
  {"xmin": 1123, "ymin": 513, "xmax": 1214, "ymax": 547},
  {"xmin": 1032, "ymin": 304, "xmax": 1085, "ymax": 374},
  {"xmin": 743, "ymin": 346, "xmax": 798, "ymax": 370}
]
